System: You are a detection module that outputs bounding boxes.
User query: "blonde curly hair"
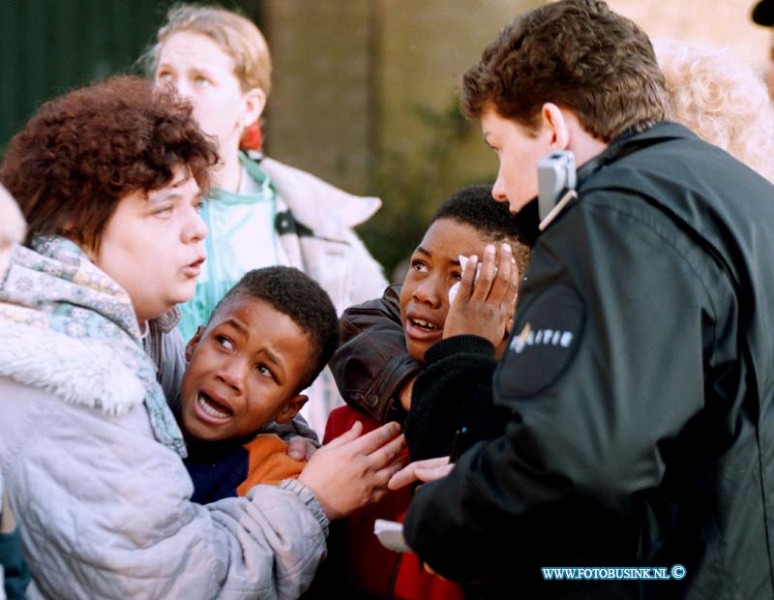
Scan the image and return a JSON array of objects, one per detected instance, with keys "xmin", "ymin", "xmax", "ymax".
[{"xmin": 654, "ymin": 37, "xmax": 774, "ymax": 183}]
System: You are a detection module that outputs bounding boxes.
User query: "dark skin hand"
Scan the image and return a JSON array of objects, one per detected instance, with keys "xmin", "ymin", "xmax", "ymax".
[
  {"xmin": 443, "ymin": 242, "xmax": 519, "ymax": 350},
  {"xmin": 396, "ymin": 242, "xmax": 518, "ymax": 413}
]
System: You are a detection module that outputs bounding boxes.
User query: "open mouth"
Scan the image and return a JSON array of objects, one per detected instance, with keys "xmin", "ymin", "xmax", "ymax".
[
  {"xmin": 409, "ymin": 317, "xmax": 440, "ymax": 332},
  {"xmin": 183, "ymin": 258, "xmax": 205, "ymax": 278},
  {"xmin": 197, "ymin": 392, "xmax": 232, "ymax": 420},
  {"xmin": 405, "ymin": 314, "xmax": 444, "ymax": 344}
]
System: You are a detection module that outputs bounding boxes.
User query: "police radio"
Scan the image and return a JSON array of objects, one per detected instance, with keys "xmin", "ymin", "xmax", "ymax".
[{"xmin": 537, "ymin": 150, "xmax": 577, "ymax": 230}]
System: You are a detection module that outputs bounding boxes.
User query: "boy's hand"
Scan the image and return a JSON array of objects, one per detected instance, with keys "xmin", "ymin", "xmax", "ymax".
[
  {"xmin": 298, "ymin": 421, "xmax": 406, "ymax": 520},
  {"xmin": 287, "ymin": 436, "xmax": 318, "ymax": 461},
  {"xmin": 443, "ymin": 242, "xmax": 519, "ymax": 347}
]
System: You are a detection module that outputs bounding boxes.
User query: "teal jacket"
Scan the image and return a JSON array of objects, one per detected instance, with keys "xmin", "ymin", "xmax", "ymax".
[{"xmin": 179, "ymin": 155, "xmax": 387, "ymax": 341}]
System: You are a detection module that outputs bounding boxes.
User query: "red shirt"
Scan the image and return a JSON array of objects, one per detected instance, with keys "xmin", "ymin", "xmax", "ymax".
[{"xmin": 324, "ymin": 405, "xmax": 464, "ymax": 600}]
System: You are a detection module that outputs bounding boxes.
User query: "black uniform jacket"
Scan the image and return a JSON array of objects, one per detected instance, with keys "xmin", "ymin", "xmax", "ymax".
[{"xmin": 402, "ymin": 122, "xmax": 774, "ymax": 599}]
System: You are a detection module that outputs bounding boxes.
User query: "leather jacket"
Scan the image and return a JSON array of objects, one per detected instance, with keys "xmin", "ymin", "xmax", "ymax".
[{"xmin": 329, "ymin": 285, "xmax": 421, "ymax": 423}]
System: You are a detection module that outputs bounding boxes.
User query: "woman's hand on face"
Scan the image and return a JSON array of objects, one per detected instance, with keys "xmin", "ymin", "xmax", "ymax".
[
  {"xmin": 387, "ymin": 456, "xmax": 452, "ymax": 491},
  {"xmin": 298, "ymin": 421, "xmax": 407, "ymax": 520},
  {"xmin": 443, "ymin": 243, "xmax": 519, "ymax": 347}
]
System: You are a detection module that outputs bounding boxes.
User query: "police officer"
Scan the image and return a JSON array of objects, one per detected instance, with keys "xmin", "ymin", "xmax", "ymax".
[{"xmin": 388, "ymin": 1, "xmax": 774, "ymax": 598}]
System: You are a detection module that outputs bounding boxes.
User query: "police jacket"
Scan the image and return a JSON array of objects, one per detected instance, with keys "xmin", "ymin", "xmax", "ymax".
[{"xmin": 402, "ymin": 122, "xmax": 774, "ymax": 599}]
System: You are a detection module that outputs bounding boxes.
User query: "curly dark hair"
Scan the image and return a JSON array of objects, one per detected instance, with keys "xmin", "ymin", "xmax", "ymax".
[
  {"xmin": 0, "ymin": 75, "xmax": 219, "ymax": 252},
  {"xmin": 212, "ymin": 266, "xmax": 340, "ymax": 393},
  {"xmin": 430, "ymin": 184, "xmax": 532, "ymax": 277},
  {"xmin": 460, "ymin": 0, "xmax": 666, "ymax": 142}
]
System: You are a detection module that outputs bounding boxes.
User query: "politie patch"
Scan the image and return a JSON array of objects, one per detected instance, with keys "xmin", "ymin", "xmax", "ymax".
[{"xmin": 494, "ymin": 282, "xmax": 585, "ymax": 399}]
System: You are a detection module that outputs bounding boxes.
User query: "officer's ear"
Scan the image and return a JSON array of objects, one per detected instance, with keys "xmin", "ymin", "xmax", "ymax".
[{"xmin": 542, "ymin": 102, "xmax": 570, "ymax": 150}]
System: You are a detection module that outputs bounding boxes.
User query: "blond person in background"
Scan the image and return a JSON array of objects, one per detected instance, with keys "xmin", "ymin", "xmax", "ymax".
[
  {"xmin": 140, "ymin": 3, "xmax": 388, "ymax": 437},
  {"xmin": 654, "ymin": 36, "xmax": 774, "ymax": 182}
]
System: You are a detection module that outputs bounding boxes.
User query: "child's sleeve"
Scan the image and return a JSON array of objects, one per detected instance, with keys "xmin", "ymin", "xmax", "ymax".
[{"xmin": 237, "ymin": 434, "xmax": 307, "ymax": 494}]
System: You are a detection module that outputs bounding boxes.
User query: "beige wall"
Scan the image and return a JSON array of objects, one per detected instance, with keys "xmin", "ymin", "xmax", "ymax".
[
  {"xmin": 264, "ymin": 0, "xmax": 541, "ymax": 195},
  {"xmin": 263, "ymin": 0, "xmax": 373, "ymax": 191},
  {"xmin": 376, "ymin": 0, "xmax": 539, "ymax": 187}
]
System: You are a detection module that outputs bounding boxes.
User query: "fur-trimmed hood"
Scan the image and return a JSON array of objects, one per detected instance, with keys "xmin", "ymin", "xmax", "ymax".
[{"xmin": 0, "ymin": 321, "xmax": 145, "ymax": 415}]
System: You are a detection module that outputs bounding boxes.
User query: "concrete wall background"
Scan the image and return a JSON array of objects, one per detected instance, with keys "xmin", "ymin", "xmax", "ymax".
[
  {"xmin": 264, "ymin": 0, "xmax": 540, "ymax": 196},
  {"xmin": 375, "ymin": 0, "xmax": 533, "ymax": 183},
  {"xmin": 263, "ymin": 0, "xmax": 374, "ymax": 191}
]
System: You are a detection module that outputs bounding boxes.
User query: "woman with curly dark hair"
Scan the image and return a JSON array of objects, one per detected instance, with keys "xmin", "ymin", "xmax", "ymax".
[{"xmin": 0, "ymin": 75, "xmax": 404, "ymax": 599}]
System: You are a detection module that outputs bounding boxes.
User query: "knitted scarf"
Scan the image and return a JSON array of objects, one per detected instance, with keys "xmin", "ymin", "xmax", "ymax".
[{"xmin": 0, "ymin": 237, "xmax": 186, "ymax": 457}]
